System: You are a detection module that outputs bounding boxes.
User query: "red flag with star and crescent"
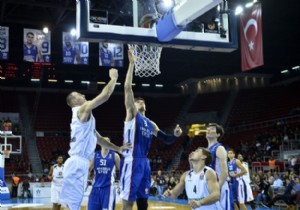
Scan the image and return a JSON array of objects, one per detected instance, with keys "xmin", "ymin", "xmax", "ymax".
[{"xmin": 240, "ymin": 3, "xmax": 264, "ymax": 71}]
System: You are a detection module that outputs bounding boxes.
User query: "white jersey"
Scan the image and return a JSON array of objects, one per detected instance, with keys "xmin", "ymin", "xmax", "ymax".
[
  {"xmin": 68, "ymin": 106, "xmax": 97, "ymax": 160},
  {"xmin": 241, "ymin": 161, "xmax": 251, "ymax": 184},
  {"xmin": 185, "ymin": 166, "xmax": 222, "ymax": 210},
  {"xmin": 52, "ymin": 164, "xmax": 64, "ymax": 187}
]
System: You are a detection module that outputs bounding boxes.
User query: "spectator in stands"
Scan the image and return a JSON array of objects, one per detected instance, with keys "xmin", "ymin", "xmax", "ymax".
[
  {"xmin": 119, "ymin": 49, "xmax": 182, "ymax": 210},
  {"xmin": 167, "ymin": 176, "xmax": 177, "ymax": 191},
  {"xmin": 272, "ymin": 173, "xmax": 284, "ymax": 190},
  {"xmin": 163, "ymin": 147, "xmax": 222, "ymax": 209},
  {"xmin": 155, "ymin": 170, "xmax": 166, "ymax": 200},
  {"xmin": 11, "ymin": 173, "xmax": 20, "ymax": 198},
  {"xmin": 21, "ymin": 178, "xmax": 32, "ymax": 198},
  {"xmin": 268, "ymin": 156, "xmax": 276, "ymax": 173},
  {"xmin": 253, "ymin": 175, "xmax": 271, "ymax": 208},
  {"xmin": 267, "ymin": 177, "xmax": 300, "ymax": 208}
]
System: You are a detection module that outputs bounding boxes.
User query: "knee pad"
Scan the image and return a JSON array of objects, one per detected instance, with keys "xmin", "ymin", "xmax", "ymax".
[{"xmin": 136, "ymin": 198, "xmax": 148, "ymax": 210}]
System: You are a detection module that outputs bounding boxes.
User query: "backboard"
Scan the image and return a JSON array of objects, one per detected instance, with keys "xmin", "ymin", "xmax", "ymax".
[
  {"xmin": 76, "ymin": 0, "xmax": 238, "ymax": 52},
  {"xmin": 0, "ymin": 133, "xmax": 22, "ymax": 155}
]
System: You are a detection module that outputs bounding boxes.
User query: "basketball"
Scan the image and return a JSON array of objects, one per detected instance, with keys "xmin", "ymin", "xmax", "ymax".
[{"xmin": 139, "ymin": 14, "xmax": 157, "ymax": 28}]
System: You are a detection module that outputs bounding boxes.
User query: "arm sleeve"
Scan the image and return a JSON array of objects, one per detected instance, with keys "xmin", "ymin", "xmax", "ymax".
[{"xmin": 157, "ymin": 130, "xmax": 177, "ymax": 144}]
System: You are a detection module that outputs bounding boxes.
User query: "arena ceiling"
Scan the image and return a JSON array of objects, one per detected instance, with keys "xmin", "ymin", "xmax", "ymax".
[{"xmin": 0, "ymin": 0, "xmax": 299, "ymax": 91}]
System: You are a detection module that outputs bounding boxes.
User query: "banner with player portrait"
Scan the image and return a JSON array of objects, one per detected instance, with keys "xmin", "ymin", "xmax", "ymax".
[
  {"xmin": 0, "ymin": 26, "xmax": 9, "ymax": 60},
  {"xmin": 99, "ymin": 42, "xmax": 124, "ymax": 67},
  {"xmin": 62, "ymin": 32, "xmax": 89, "ymax": 65},
  {"xmin": 23, "ymin": 28, "xmax": 51, "ymax": 62}
]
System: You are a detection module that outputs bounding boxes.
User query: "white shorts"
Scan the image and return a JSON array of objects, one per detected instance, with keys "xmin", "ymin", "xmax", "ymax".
[
  {"xmin": 238, "ymin": 179, "xmax": 254, "ymax": 204},
  {"xmin": 60, "ymin": 156, "xmax": 89, "ymax": 210},
  {"xmin": 220, "ymin": 181, "xmax": 233, "ymax": 210},
  {"xmin": 51, "ymin": 185, "xmax": 62, "ymax": 204}
]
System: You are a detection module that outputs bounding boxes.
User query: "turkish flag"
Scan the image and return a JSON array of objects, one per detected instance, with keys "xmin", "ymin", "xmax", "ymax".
[{"xmin": 240, "ymin": 3, "xmax": 264, "ymax": 71}]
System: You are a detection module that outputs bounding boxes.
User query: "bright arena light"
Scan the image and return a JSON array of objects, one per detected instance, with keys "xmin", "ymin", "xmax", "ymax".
[
  {"xmin": 235, "ymin": 6, "xmax": 243, "ymax": 15},
  {"xmin": 70, "ymin": 28, "xmax": 77, "ymax": 36},
  {"xmin": 43, "ymin": 27, "xmax": 49, "ymax": 34}
]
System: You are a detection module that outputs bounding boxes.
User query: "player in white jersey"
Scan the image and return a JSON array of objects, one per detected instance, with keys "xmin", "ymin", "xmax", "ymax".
[
  {"xmin": 121, "ymin": 50, "xmax": 182, "ymax": 210},
  {"xmin": 163, "ymin": 147, "xmax": 222, "ymax": 210},
  {"xmin": 62, "ymin": 68, "xmax": 131, "ymax": 210},
  {"xmin": 48, "ymin": 155, "xmax": 64, "ymax": 210},
  {"xmin": 206, "ymin": 123, "xmax": 233, "ymax": 210},
  {"xmin": 237, "ymin": 153, "xmax": 256, "ymax": 210}
]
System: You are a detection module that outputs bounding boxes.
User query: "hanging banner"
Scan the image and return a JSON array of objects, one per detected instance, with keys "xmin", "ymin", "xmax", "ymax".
[
  {"xmin": 240, "ymin": 3, "xmax": 264, "ymax": 71},
  {"xmin": 99, "ymin": 42, "xmax": 124, "ymax": 67},
  {"xmin": 23, "ymin": 28, "xmax": 51, "ymax": 62},
  {"xmin": 0, "ymin": 26, "xmax": 9, "ymax": 60},
  {"xmin": 62, "ymin": 32, "xmax": 89, "ymax": 65}
]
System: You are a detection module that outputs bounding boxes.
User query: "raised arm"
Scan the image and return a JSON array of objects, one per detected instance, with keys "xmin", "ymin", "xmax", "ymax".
[
  {"xmin": 79, "ymin": 68, "xmax": 118, "ymax": 121},
  {"xmin": 216, "ymin": 146, "xmax": 229, "ymax": 188},
  {"xmin": 96, "ymin": 131, "xmax": 131, "ymax": 154},
  {"xmin": 124, "ymin": 49, "xmax": 137, "ymax": 121}
]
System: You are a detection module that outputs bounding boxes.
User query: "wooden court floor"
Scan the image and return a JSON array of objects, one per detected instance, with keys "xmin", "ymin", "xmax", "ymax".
[{"xmin": 0, "ymin": 200, "xmax": 191, "ymax": 210}]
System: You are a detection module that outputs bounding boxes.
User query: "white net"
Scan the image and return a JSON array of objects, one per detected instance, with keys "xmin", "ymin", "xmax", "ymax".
[{"xmin": 128, "ymin": 44, "xmax": 162, "ymax": 77}]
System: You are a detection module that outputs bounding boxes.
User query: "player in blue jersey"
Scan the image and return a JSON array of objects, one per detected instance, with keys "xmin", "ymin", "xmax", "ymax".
[
  {"xmin": 62, "ymin": 34, "xmax": 81, "ymax": 64},
  {"xmin": 88, "ymin": 138, "xmax": 120, "ymax": 210},
  {"xmin": 100, "ymin": 42, "xmax": 115, "ymax": 67},
  {"xmin": 62, "ymin": 68, "xmax": 131, "ymax": 210},
  {"xmin": 120, "ymin": 49, "xmax": 182, "ymax": 210},
  {"xmin": 206, "ymin": 123, "xmax": 233, "ymax": 210},
  {"xmin": 163, "ymin": 147, "xmax": 222, "ymax": 210},
  {"xmin": 23, "ymin": 32, "xmax": 44, "ymax": 62},
  {"xmin": 227, "ymin": 148, "xmax": 248, "ymax": 210}
]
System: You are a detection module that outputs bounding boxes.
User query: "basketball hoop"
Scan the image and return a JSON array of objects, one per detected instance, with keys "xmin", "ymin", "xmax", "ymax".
[
  {"xmin": 128, "ymin": 44, "xmax": 162, "ymax": 77},
  {"xmin": 2, "ymin": 150, "xmax": 10, "ymax": 158}
]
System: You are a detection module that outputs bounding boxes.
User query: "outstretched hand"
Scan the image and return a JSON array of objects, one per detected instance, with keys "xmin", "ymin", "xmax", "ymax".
[
  {"xmin": 173, "ymin": 124, "xmax": 182, "ymax": 137},
  {"xmin": 118, "ymin": 143, "xmax": 132, "ymax": 154},
  {"xmin": 109, "ymin": 68, "xmax": 118, "ymax": 80},
  {"xmin": 128, "ymin": 49, "xmax": 135, "ymax": 64}
]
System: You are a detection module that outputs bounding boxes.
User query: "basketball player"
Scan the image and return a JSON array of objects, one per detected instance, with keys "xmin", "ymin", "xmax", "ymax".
[
  {"xmin": 87, "ymin": 138, "xmax": 120, "ymax": 210},
  {"xmin": 61, "ymin": 68, "xmax": 131, "ymax": 210},
  {"xmin": 62, "ymin": 34, "xmax": 81, "ymax": 64},
  {"xmin": 48, "ymin": 155, "xmax": 64, "ymax": 210},
  {"xmin": 206, "ymin": 123, "xmax": 233, "ymax": 210},
  {"xmin": 163, "ymin": 147, "xmax": 222, "ymax": 210},
  {"xmin": 228, "ymin": 148, "xmax": 253, "ymax": 210},
  {"xmin": 237, "ymin": 153, "xmax": 256, "ymax": 210},
  {"xmin": 120, "ymin": 49, "xmax": 182, "ymax": 210},
  {"xmin": 23, "ymin": 32, "xmax": 44, "ymax": 62},
  {"xmin": 99, "ymin": 42, "xmax": 115, "ymax": 67}
]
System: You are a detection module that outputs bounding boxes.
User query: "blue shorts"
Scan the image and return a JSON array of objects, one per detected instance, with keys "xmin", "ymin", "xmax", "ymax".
[
  {"xmin": 60, "ymin": 156, "xmax": 89, "ymax": 210},
  {"xmin": 88, "ymin": 185, "xmax": 116, "ymax": 210},
  {"xmin": 120, "ymin": 158, "xmax": 150, "ymax": 202}
]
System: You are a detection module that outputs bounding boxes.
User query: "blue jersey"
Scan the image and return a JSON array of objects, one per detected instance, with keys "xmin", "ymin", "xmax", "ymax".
[
  {"xmin": 63, "ymin": 46, "xmax": 77, "ymax": 64},
  {"xmin": 228, "ymin": 158, "xmax": 238, "ymax": 183},
  {"xmin": 93, "ymin": 150, "xmax": 116, "ymax": 188},
  {"xmin": 100, "ymin": 48, "xmax": 113, "ymax": 66},
  {"xmin": 24, "ymin": 44, "xmax": 39, "ymax": 62},
  {"xmin": 122, "ymin": 112, "xmax": 154, "ymax": 158},
  {"xmin": 208, "ymin": 142, "xmax": 222, "ymax": 178}
]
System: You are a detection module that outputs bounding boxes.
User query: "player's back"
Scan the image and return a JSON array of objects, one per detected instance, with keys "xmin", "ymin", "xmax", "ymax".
[{"xmin": 69, "ymin": 106, "xmax": 97, "ymax": 160}]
